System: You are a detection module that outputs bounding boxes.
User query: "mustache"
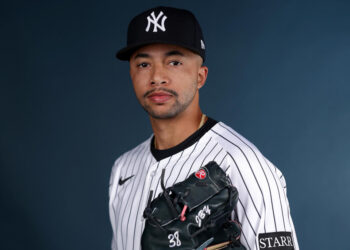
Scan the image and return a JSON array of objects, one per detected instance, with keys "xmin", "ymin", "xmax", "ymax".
[{"xmin": 143, "ymin": 88, "xmax": 178, "ymax": 98}]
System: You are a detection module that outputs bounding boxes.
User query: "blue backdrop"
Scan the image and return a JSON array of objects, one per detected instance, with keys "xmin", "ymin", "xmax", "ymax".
[{"xmin": 1, "ymin": 0, "xmax": 349, "ymax": 249}]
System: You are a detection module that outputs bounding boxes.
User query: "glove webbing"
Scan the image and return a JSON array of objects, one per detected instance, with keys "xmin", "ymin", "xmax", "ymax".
[
  {"xmin": 160, "ymin": 168, "xmax": 180, "ymax": 217},
  {"xmin": 143, "ymin": 190, "xmax": 165, "ymax": 232},
  {"xmin": 144, "ymin": 168, "xmax": 188, "ymax": 233}
]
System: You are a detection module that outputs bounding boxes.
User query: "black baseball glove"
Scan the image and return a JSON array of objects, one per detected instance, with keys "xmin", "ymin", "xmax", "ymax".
[{"xmin": 141, "ymin": 161, "xmax": 246, "ymax": 250}]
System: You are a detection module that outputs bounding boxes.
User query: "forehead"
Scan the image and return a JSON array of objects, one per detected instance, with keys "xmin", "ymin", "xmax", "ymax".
[{"xmin": 130, "ymin": 43, "xmax": 196, "ymax": 59}]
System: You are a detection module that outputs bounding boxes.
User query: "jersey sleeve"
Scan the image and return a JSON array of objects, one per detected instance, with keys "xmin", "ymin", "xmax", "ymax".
[
  {"xmin": 109, "ymin": 156, "xmax": 124, "ymax": 250},
  {"xmin": 225, "ymin": 152, "xmax": 299, "ymax": 250},
  {"xmin": 263, "ymin": 158, "xmax": 300, "ymax": 250}
]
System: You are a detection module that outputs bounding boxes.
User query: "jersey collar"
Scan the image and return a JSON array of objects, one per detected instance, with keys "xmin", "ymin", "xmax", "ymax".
[{"xmin": 150, "ymin": 117, "xmax": 217, "ymax": 161}]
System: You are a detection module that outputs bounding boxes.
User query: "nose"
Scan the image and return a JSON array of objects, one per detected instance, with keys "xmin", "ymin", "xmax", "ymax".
[{"xmin": 150, "ymin": 64, "xmax": 168, "ymax": 86}]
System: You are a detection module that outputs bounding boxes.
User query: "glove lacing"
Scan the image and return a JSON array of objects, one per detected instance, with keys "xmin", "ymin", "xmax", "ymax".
[{"xmin": 143, "ymin": 168, "xmax": 189, "ymax": 233}]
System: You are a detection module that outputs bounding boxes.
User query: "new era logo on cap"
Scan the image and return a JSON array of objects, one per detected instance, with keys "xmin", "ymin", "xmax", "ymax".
[
  {"xmin": 201, "ymin": 40, "xmax": 205, "ymax": 50},
  {"xmin": 116, "ymin": 6, "xmax": 206, "ymax": 62},
  {"xmin": 145, "ymin": 11, "xmax": 167, "ymax": 32}
]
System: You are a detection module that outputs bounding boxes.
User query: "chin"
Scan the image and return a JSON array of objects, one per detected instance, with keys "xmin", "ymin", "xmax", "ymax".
[
  {"xmin": 143, "ymin": 101, "xmax": 189, "ymax": 120},
  {"xmin": 148, "ymin": 111, "xmax": 178, "ymax": 119},
  {"xmin": 144, "ymin": 107, "xmax": 179, "ymax": 119}
]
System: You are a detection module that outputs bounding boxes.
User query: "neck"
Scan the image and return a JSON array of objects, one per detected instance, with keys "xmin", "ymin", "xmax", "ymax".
[{"xmin": 150, "ymin": 109, "xmax": 206, "ymax": 150}]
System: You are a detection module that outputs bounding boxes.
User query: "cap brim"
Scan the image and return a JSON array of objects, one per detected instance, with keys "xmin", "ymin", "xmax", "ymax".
[
  {"xmin": 116, "ymin": 42, "xmax": 155, "ymax": 61},
  {"xmin": 116, "ymin": 40, "xmax": 205, "ymax": 61}
]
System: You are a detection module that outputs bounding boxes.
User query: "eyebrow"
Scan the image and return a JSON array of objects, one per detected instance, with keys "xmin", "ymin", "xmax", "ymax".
[
  {"xmin": 133, "ymin": 53, "xmax": 149, "ymax": 59},
  {"xmin": 132, "ymin": 50, "xmax": 185, "ymax": 60},
  {"xmin": 165, "ymin": 50, "xmax": 184, "ymax": 57}
]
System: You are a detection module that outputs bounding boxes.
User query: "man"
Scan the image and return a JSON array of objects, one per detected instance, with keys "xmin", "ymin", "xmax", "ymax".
[{"xmin": 109, "ymin": 6, "xmax": 299, "ymax": 250}]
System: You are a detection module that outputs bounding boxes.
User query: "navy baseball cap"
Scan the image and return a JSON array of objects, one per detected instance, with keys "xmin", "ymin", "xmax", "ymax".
[{"xmin": 116, "ymin": 6, "xmax": 206, "ymax": 62}]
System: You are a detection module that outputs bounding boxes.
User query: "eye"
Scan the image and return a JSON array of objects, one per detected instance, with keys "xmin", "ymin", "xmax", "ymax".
[
  {"xmin": 137, "ymin": 62, "xmax": 149, "ymax": 68},
  {"xmin": 169, "ymin": 61, "xmax": 182, "ymax": 66}
]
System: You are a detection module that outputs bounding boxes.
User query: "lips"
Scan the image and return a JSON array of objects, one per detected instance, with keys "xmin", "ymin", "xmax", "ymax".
[{"xmin": 147, "ymin": 91, "xmax": 173, "ymax": 103}]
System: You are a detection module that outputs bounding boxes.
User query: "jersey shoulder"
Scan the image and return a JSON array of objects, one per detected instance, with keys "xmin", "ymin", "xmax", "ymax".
[
  {"xmin": 209, "ymin": 121, "xmax": 263, "ymax": 157},
  {"xmin": 109, "ymin": 136, "xmax": 152, "ymax": 182},
  {"xmin": 209, "ymin": 121, "xmax": 286, "ymax": 183}
]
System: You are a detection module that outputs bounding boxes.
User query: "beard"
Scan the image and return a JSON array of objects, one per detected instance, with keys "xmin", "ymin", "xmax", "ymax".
[
  {"xmin": 142, "ymin": 99, "xmax": 189, "ymax": 119},
  {"xmin": 141, "ymin": 85, "xmax": 197, "ymax": 119}
]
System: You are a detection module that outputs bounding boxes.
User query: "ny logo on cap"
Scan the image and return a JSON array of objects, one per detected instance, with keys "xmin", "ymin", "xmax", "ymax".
[{"xmin": 145, "ymin": 11, "xmax": 167, "ymax": 32}]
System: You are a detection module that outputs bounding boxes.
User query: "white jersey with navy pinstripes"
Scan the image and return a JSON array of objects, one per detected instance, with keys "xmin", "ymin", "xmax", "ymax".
[{"xmin": 109, "ymin": 118, "xmax": 299, "ymax": 250}]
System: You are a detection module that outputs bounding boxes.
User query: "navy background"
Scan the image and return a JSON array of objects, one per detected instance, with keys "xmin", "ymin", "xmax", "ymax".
[{"xmin": 1, "ymin": 0, "xmax": 349, "ymax": 249}]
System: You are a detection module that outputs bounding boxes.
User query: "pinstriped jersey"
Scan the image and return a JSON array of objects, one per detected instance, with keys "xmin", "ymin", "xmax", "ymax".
[{"xmin": 109, "ymin": 118, "xmax": 299, "ymax": 250}]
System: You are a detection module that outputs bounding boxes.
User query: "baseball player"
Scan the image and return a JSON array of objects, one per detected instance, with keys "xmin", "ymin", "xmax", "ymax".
[{"xmin": 109, "ymin": 6, "xmax": 299, "ymax": 250}]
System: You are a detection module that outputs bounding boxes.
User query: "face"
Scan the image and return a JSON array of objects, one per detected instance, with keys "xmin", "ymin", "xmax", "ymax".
[{"xmin": 129, "ymin": 44, "xmax": 208, "ymax": 119}]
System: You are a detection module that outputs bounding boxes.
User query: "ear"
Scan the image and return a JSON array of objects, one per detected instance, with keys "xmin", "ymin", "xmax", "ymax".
[{"xmin": 197, "ymin": 65, "xmax": 208, "ymax": 89}]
